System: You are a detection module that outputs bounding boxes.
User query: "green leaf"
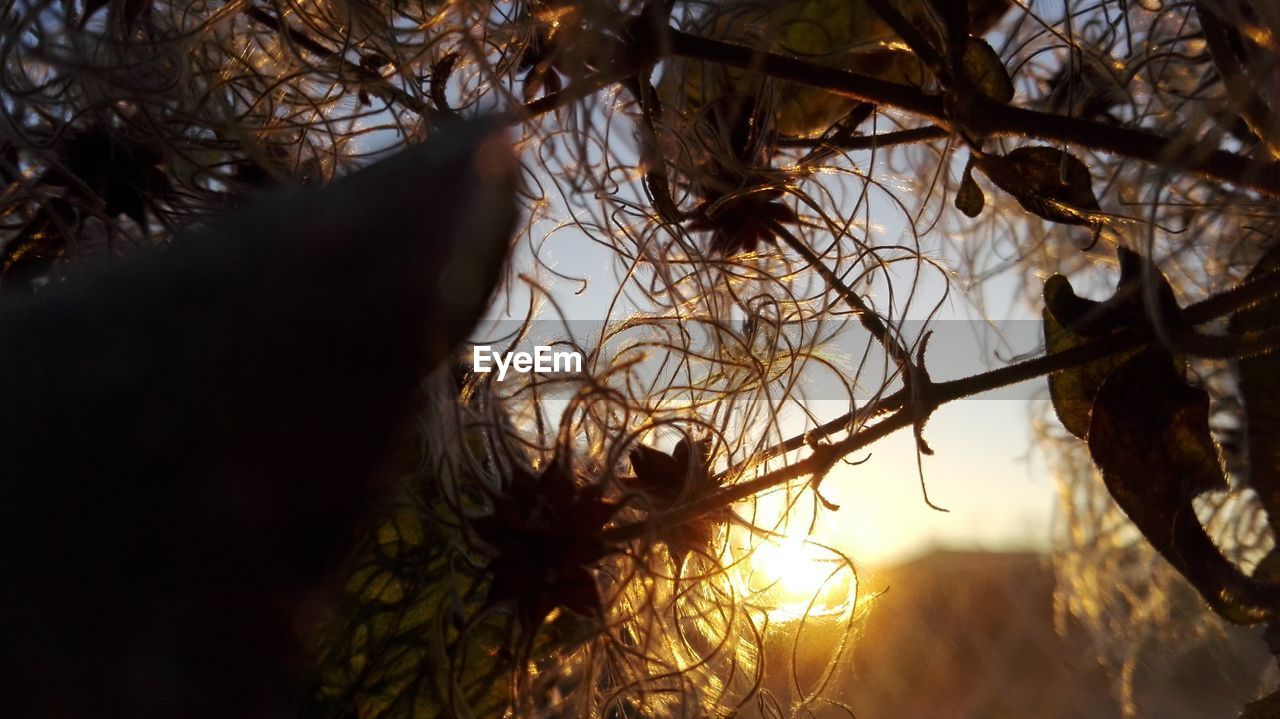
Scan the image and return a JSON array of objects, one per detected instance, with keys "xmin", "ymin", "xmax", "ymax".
[
  {"xmin": 976, "ymin": 146, "xmax": 1101, "ymax": 226},
  {"xmin": 308, "ymin": 509, "xmax": 519, "ymax": 719},
  {"xmin": 1088, "ymin": 348, "xmax": 1279, "ymax": 624},
  {"xmin": 961, "ymin": 37, "xmax": 1013, "ymax": 103},
  {"xmin": 1230, "ymin": 244, "xmax": 1280, "ymax": 529},
  {"xmin": 955, "ymin": 155, "xmax": 985, "ymax": 218}
]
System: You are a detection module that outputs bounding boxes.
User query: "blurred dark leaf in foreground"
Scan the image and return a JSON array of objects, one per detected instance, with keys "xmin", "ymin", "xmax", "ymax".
[{"xmin": 0, "ymin": 120, "xmax": 516, "ymax": 719}]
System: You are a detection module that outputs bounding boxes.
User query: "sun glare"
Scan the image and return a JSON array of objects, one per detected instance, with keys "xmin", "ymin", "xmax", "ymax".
[{"xmin": 729, "ymin": 494, "xmax": 857, "ymax": 621}]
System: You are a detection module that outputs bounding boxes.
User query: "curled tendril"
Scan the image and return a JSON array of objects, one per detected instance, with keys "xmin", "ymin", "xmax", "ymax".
[{"xmin": 7, "ymin": 1, "xmax": 1280, "ymax": 717}]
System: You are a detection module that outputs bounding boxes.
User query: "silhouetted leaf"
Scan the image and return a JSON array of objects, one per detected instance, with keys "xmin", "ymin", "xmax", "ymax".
[
  {"xmin": 955, "ymin": 155, "xmax": 985, "ymax": 217},
  {"xmin": 976, "ymin": 146, "xmax": 1101, "ymax": 226},
  {"xmin": 961, "ymin": 37, "xmax": 1013, "ymax": 102},
  {"xmin": 662, "ymin": 0, "xmax": 1011, "ymax": 139},
  {"xmin": 1036, "ymin": 251, "xmax": 1279, "ymax": 623},
  {"xmin": 1089, "ymin": 348, "xmax": 1280, "ymax": 624},
  {"xmin": 1040, "ymin": 248, "xmax": 1175, "ymax": 439},
  {"xmin": 1114, "ymin": 245, "xmax": 1186, "ymax": 330},
  {"xmin": 1042, "ymin": 54, "xmax": 1128, "ymax": 120},
  {"xmin": 1231, "ymin": 244, "xmax": 1280, "ymax": 528},
  {"xmin": 1042, "ymin": 274, "xmax": 1134, "ymax": 438},
  {"xmin": 1090, "ymin": 348, "xmax": 1226, "ymax": 504}
]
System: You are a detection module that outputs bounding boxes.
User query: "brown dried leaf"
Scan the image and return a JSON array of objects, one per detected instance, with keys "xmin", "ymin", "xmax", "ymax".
[
  {"xmin": 976, "ymin": 146, "xmax": 1101, "ymax": 226},
  {"xmin": 955, "ymin": 155, "xmax": 985, "ymax": 217},
  {"xmin": 1089, "ymin": 348, "xmax": 1279, "ymax": 624},
  {"xmin": 1042, "ymin": 274, "xmax": 1133, "ymax": 438},
  {"xmin": 961, "ymin": 37, "xmax": 1014, "ymax": 102}
]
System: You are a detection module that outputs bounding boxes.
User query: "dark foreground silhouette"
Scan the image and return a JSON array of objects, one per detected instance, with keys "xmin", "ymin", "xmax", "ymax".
[{"xmin": 0, "ymin": 121, "xmax": 516, "ymax": 718}]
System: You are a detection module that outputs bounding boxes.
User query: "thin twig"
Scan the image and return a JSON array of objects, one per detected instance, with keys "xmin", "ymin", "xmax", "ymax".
[
  {"xmin": 770, "ymin": 222, "xmax": 916, "ymax": 374},
  {"xmin": 778, "ymin": 125, "xmax": 950, "ymax": 151},
  {"xmin": 666, "ymin": 29, "xmax": 1280, "ymax": 196},
  {"xmin": 243, "ymin": 6, "xmax": 436, "ymax": 118},
  {"xmin": 605, "ymin": 267, "xmax": 1280, "ymax": 543}
]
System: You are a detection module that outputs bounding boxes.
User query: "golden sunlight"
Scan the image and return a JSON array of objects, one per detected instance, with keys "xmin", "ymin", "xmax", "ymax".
[
  {"xmin": 729, "ymin": 492, "xmax": 857, "ymax": 621},
  {"xmin": 747, "ymin": 537, "xmax": 855, "ymax": 618}
]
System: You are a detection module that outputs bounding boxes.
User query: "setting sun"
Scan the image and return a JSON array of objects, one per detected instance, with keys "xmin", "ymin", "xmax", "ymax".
[
  {"xmin": 728, "ymin": 492, "xmax": 857, "ymax": 620},
  {"xmin": 745, "ymin": 536, "xmax": 855, "ymax": 619}
]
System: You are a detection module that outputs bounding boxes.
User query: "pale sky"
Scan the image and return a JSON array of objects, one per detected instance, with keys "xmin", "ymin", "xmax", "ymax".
[{"xmin": 490, "ymin": 210, "xmax": 1058, "ymax": 568}]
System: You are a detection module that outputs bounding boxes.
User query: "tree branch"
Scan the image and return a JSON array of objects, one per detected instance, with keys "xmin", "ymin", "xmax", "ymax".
[
  {"xmin": 777, "ymin": 125, "xmax": 950, "ymax": 151},
  {"xmin": 665, "ymin": 29, "xmax": 1280, "ymax": 196},
  {"xmin": 770, "ymin": 223, "xmax": 916, "ymax": 374},
  {"xmin": 605, "ymin": 267, "xmax": 1280, "ymax": 544},
  {"xmin": 666, "ymin": 29, "xmax": 946, "ymax": 121},
  {"xmin": 244, "ymin": 6, "xmax": 438, "ymax": 119}
]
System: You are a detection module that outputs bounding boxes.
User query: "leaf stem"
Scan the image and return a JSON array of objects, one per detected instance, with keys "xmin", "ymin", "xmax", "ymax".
[{"xmin": 770, "ymin": 223, "xmax": 916, "ymax": 374}]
